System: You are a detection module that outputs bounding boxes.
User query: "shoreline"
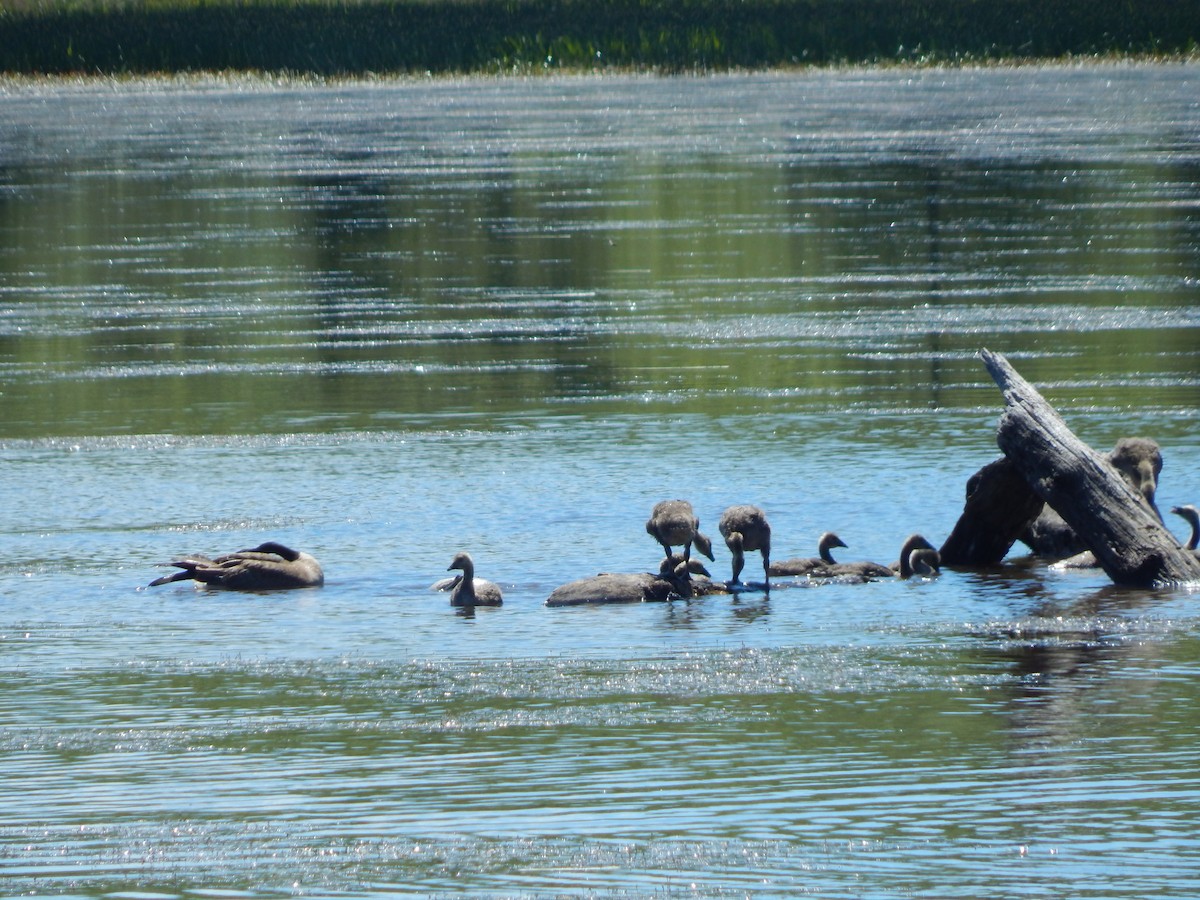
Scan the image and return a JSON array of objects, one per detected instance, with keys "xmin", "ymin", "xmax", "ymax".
[{"xmin": 2, "ymin": 52, "xmax": 1198, "ymax": 91}]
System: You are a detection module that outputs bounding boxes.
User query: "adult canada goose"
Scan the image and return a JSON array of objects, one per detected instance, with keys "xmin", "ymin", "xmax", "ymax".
[
  {"xmin": 436, "ymin": 551, "xmax": 503, "ymax": 607},
  {"xmin": 546, "ymin": 556, "xmax": 697, "ymax": 607},
  {"xmin": 148, "ymin": 541, "xmax": 324, "ymax": 590},
  {"xmin": 718, "ymin": 504, "xmax": 771, "ymax": 587},
  {"xmin": 769, "ymin": 532, "xmax": 848, "ymax": 576},
  {"xmin": 646, "ymin": 499, "xmax": 714, "ymax": 563},
  {"xmin": 1171, "ymin": 504, "xmax": 1200, "ymax": 551},
  {"xmin": 809, "ymin": 534, "xmax": 937, "ymax": 581}
]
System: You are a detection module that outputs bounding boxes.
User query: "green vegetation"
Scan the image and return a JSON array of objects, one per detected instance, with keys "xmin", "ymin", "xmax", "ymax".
[{"xmin": 2, "ymin": 0, "xmax": 1198, "ymax": 76}]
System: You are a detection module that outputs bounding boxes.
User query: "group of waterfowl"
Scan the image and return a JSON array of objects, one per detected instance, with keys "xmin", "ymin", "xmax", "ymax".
[
  {"xmin": 543, "ymin": 500, "xmax": 942, "ymax": 607},
  {"xmin": 145, "ymin": 498, "xmax": 951, "ymax": 608},
  {"xmin": 145, "ymin": 502, "xmax": 1200, "ymax": 605},
  {"xmin": 146, "ymin": 428, "xmax": 1200, "ymax": 606}
]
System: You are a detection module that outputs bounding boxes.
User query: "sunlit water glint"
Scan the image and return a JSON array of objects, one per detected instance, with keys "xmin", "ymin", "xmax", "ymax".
[{"xmin": 1, "ymin": 64, "xmax": 1199, "ymax": 897}]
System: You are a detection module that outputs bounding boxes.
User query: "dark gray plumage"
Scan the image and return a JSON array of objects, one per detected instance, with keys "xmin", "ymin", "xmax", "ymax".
[{"xmin": 148, "ymin": 541, "xmax": 324, "ymax": 590}]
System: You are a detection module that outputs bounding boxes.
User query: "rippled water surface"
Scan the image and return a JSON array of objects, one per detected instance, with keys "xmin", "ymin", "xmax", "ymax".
[{"xmin": 2, "ymin": 64, "xmax": 1200, "ymax": 898}]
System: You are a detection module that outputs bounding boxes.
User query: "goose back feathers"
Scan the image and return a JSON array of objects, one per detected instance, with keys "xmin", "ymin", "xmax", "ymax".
[{"xmin": 148, "ymin": 541, "xmax": 324, "ymax": 591}]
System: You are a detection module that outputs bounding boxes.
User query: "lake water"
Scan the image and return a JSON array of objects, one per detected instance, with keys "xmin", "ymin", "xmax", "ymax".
[{"xmin": 2, "ymin": 63, "xmax": 1200, "ymax": 898}]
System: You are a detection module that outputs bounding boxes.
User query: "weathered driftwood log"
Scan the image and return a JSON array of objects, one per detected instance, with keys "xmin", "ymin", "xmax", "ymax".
[
  {"xmin": 939, "ymin": 456, "xmax": 1044, "ymax": 566},
  {"xmin": 981, "ymin": 349, "xmax": 1200, "ymax": 586},
  {"xmin": 1020, "ymin": 436, "xmax": 1164, "ymax": 558}
]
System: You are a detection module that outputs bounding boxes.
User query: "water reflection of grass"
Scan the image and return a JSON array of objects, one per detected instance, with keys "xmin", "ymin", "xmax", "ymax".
[{"xmin": 2, "ymin": 0, "xmax": 1199, "ymax": 76}]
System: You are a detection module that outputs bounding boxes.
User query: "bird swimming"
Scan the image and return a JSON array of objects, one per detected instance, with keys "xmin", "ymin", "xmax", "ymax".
[
  {"xmin": 646, "ymin": 499, "xmax": 714, "ymax": 563},
  {"xmin": 718, "ymin": 504, "xmax": 771, "ymax": 588},
  {"xmin": 808, "ymin": 534, "xmax": 938, "ymax": 581},
  {"xmin": 147, "ymin": 541, "xmax": 324, "ymax": 591},
  {"xmin": 769, "ymin": 532, "xmax": 848, "ymax": 576},
  {"xmin": 435, "ymin": 551, "xmax": 503, "ymax": 607}
]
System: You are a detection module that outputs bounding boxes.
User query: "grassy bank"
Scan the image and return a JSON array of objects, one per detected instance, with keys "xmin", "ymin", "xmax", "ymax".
[{"xmin": 2, "ymin": 0, "xmax": 1198, "ymax": 76}]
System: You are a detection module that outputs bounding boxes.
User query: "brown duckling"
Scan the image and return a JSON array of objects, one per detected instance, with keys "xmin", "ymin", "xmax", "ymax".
[
  {"xmin": 719, "ymin": 504, "xmax": 772, "ymax": 588},
  {"xmin": 646, "ymin": 499, "xmax": 714, "ymax": 563},
  {"xmin": 769, "ymin": 532, "xmax": 848, "ymax": 576}
]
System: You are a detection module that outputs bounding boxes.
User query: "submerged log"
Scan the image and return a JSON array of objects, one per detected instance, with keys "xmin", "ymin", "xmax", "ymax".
[
  {"xmin": 939, "ymin": 456, "xmax": 1044, "ymax": 566},
  {"xmin": 980, "ymin": 349, "xmax": 1200, "ymax": 587}
]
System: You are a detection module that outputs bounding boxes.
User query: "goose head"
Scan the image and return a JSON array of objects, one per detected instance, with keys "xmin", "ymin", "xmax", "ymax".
[
  {"xmin": 817, "ymin": 532, "xmax": 848, "ymax": 562},
  {"xmin": 447, "ymin": 551, "xmax": 475, "ymax": 576},
  {"xmin": 897, "ymin": 534, "xmax": 936, "ymax": 578}
]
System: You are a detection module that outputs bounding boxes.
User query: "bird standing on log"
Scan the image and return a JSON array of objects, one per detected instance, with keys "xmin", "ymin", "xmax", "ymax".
[
  {"xmin": 646, "ymin": 499, "xmax": 714, "ymax": 563},
  {"xmin": 719, "ymin": 504, "xmax": 772, "ymax": 588}
]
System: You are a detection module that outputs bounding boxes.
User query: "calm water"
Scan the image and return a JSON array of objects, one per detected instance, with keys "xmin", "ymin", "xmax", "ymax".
[{"xmin": 2, "ymin": 64, "xmax": 1200, "ymax": 898}]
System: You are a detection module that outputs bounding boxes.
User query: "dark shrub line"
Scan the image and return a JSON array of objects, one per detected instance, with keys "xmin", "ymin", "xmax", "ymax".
[{"xmin": 2, "ymin": 0, "xmax": 1199, "ymax": 75}]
